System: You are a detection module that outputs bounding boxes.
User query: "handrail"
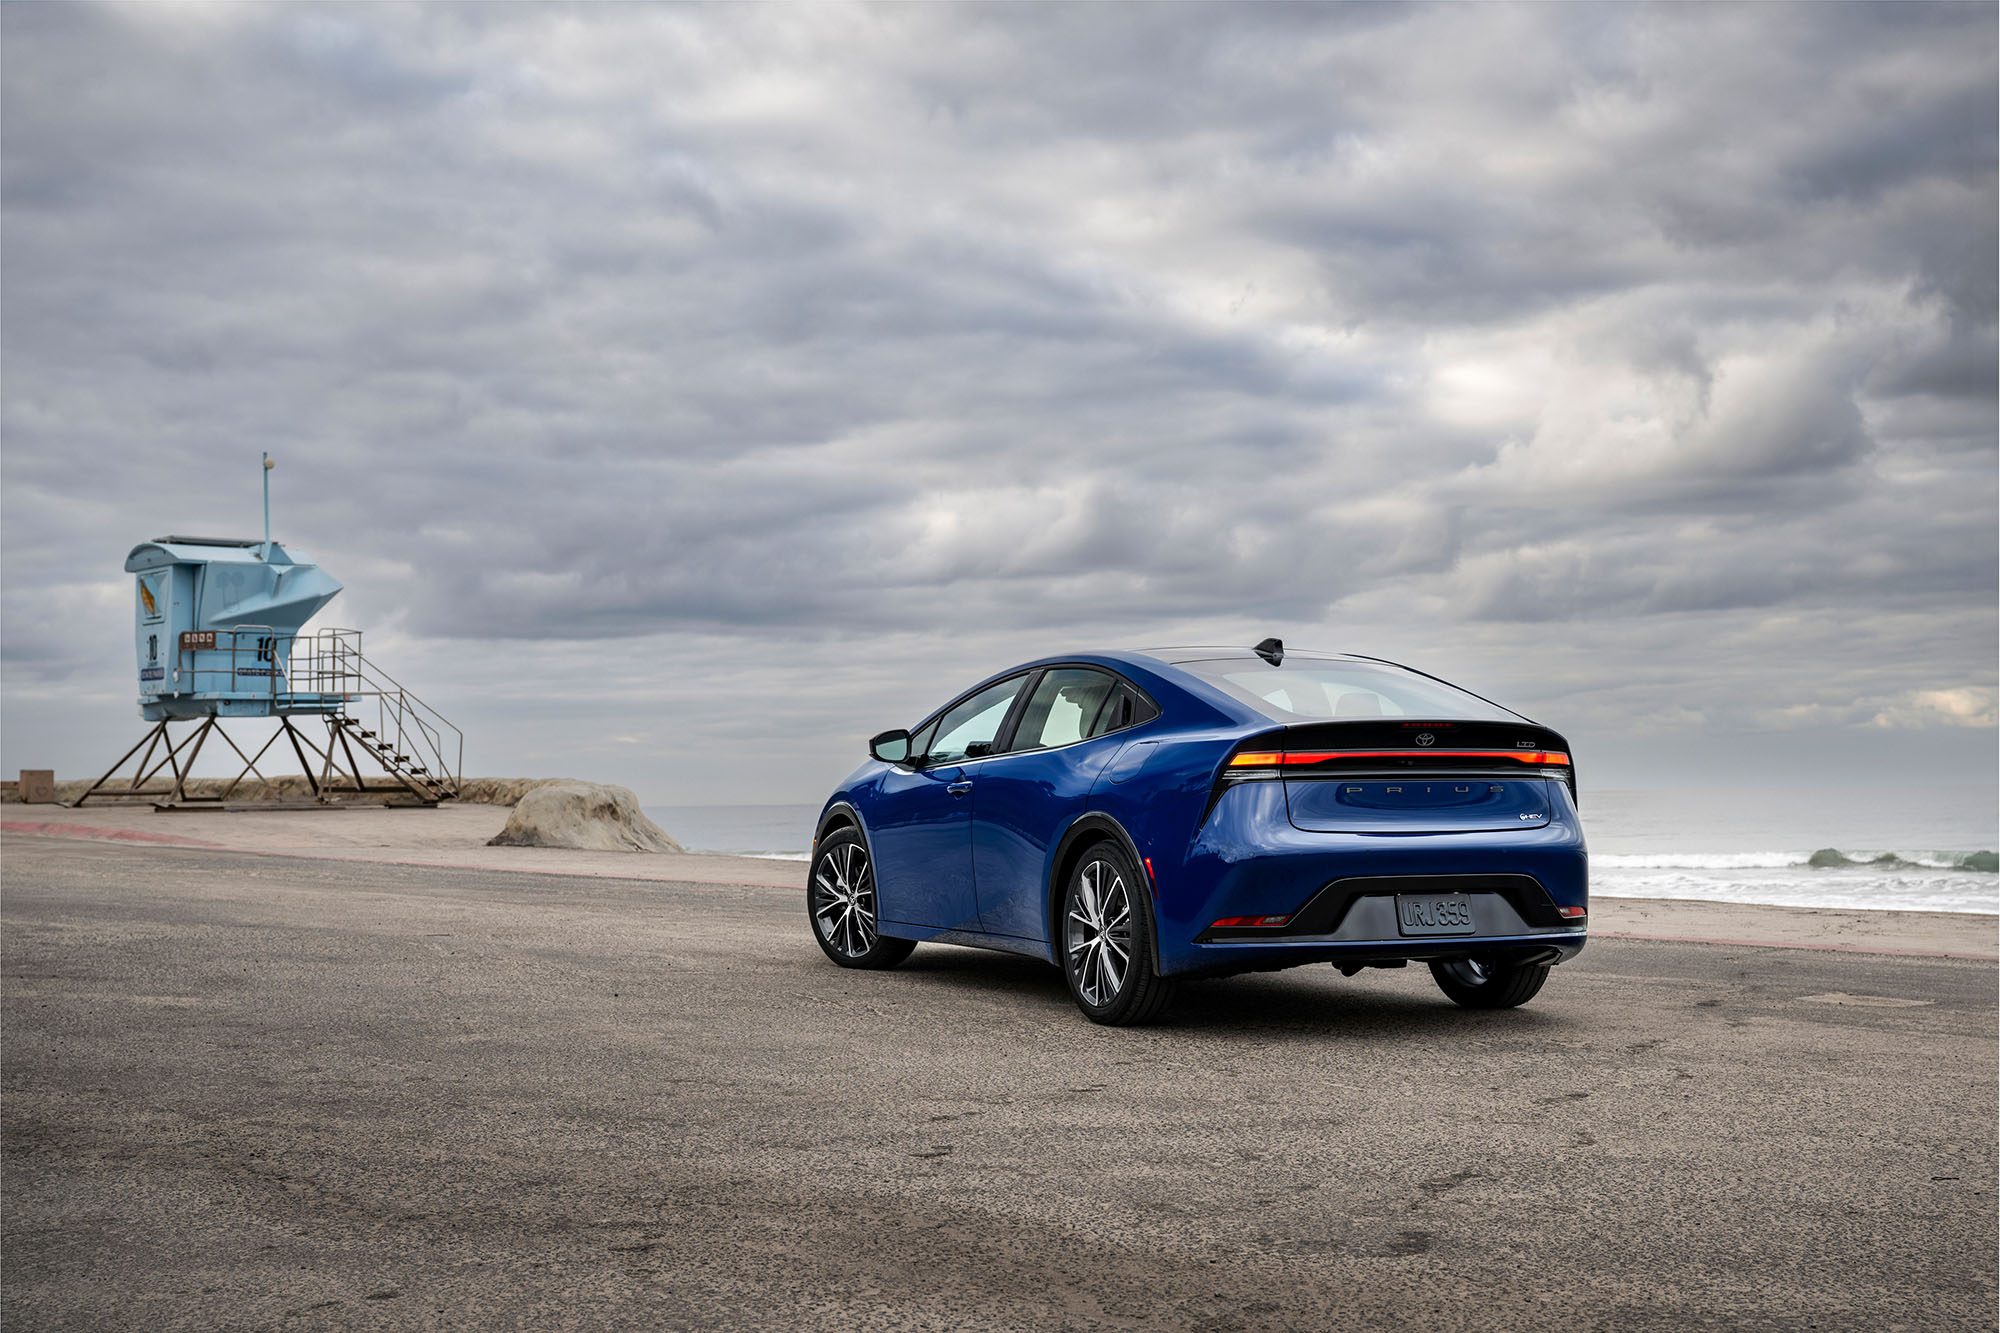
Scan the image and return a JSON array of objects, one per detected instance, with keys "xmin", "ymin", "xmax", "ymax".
[{"xmin": 166, "ymin": 626, "xmax": 461, "ymax": 796}]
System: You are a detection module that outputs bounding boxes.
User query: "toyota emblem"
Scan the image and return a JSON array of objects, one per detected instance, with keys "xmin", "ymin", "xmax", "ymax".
[{"xmin": 1415, "ymin": 732, "xmax": 1436, "ymax": 747}]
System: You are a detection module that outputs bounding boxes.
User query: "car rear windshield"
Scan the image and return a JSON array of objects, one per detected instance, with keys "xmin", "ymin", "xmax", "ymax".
[{"xmin": 1174, "ymin": 657, "xmax": 1526, "ymax": 724}]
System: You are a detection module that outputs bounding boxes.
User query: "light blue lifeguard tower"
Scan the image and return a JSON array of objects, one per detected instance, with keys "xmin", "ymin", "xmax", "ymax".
[{"xmin": 74, "ymin": 456, "xmax": 461, "ymax": 807}]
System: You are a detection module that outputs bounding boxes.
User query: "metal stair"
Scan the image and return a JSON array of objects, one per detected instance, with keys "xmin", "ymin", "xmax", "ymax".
[
  {"xmin": 328, "ymin": 715, "xmax": 454, "ymax": 803},
  {"xmin": 299, "ymin": 629, "xmax": 463, "ymax": 804}
]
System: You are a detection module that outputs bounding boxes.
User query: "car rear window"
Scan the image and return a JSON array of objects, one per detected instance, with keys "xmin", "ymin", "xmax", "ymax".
[
  {"xmin": 1175, "ymin": 657, "xmax": 1524, "ymax": 724},
  {"xmin": 1092, "ymin": 684, "xmax": 1159, "ymax": 735}
]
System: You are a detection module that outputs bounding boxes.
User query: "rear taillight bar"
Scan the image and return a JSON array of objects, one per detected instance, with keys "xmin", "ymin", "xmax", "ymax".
[{"xmin": 1227, "ymin": 749, "xmax": 1572, "ymax": 768}]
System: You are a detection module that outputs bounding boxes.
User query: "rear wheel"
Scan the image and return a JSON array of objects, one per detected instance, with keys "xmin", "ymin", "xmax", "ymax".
[
  {"xmin": 1429, "ymin": 956, "xmax": 1549, "ymax": 1009},
  {"xmin": 1061, "ymin": 842, "xmax": 1175, "ymax": 1026},
  {"xmin": 808, "ymin": 829, "xmax": 915, "ymax": 969}
]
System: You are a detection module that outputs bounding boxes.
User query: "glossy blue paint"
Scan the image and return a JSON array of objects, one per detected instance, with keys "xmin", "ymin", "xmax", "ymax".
[
  {"xmin": 816, "ymin": 647, "xmax": 1589, "ymax": 983},
  {"xmin": 969, "ymin": 734, "xmax": 1123, "ymax": 939},
  {"xmin": 867, "ymin": 762, "xmax": 979, "ymax": 932}
]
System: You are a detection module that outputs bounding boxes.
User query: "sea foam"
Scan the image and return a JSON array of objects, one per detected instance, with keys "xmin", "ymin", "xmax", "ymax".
[{"xmin": 1595, "ymin": 850, "xmax": 1996, "ymax": 873}]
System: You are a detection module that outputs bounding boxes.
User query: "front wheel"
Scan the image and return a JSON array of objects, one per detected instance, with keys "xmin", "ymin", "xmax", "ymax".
[
  {"xmin": 1061, "ymin": 842, "xmax": 1175, "ymax": 1026},
  {"xmin": 808, "ymin": 829, "xmax": 916, "ymax": 970},
  {"xmin": 1429, "ymin": 956, "xmax": 1550, "ymax": 1009}
]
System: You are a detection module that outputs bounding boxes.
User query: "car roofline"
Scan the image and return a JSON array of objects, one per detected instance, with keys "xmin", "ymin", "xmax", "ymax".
[
  {"xmin": 898, "ymin": 650, "xmax": 1267, "ymax": 736},
  {"xmin": 1130, "ymin": 645, "xmax": 1361, "ymax": 664},
  {"xmin": 1129, "ymin": 646, "xmax": 1539, "ymax": 727}
]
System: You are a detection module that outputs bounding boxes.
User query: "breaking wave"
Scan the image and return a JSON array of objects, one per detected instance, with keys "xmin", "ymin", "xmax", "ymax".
[{"xmin": 1596, "ymin": 850, "xmax": 1996, "ymax": 873}]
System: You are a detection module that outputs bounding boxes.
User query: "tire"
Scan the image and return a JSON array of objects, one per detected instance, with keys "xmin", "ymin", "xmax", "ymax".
[
  {"xmin": 808, "ymin": 828, "xmax": 916, "ymax": 970},
  {"xmin": 1429, "ymin": 956, "xmax": 1550, "ymax": 1009},
  {"xmin": 1060, "ymin": 841, "xmax": 1175, "ymax": 1026}
]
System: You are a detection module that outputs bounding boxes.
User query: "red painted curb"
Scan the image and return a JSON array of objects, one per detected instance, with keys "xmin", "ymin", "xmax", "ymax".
[{"xmin": 1, "ymin": 821, "xmax": 226, "ymax": 849}]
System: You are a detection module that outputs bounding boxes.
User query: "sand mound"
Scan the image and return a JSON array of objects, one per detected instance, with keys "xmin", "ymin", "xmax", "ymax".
[{"xmin": 485, "ymin": 781, "xmax": 683, "ymax": 853}]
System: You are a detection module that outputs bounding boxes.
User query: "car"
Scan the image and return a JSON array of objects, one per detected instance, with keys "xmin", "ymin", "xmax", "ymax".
[{"xmin": 807, "ymin": 639, "xmax": 1587, "ymax": 1025}]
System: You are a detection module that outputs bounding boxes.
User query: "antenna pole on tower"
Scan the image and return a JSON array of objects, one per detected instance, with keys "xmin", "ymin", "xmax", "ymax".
[{"xmin": 262, "ymin": 452, "xmax": 273, "ymax": 559}]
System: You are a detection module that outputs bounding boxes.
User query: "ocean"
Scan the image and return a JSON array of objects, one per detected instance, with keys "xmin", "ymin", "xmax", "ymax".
[{"xmin": 646, "ymin": 783, "xmax": 1999, "ymax": 915}]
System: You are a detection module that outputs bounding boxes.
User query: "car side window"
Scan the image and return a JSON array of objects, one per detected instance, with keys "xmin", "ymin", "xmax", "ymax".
[
  {"xmin": 1086, "ymin": 684, "xmax": 1159, "ymax": 738},
  {"xmin": 906, "ymin": 717, "xmax": 941, "ymax": 763},
  {"xmin": 925, "ymin": 676, "xmax": 1028, "ymax": 764},
  {"xmin": 1005, "ymin": 669, "xmax": 1119, "ymax": 753}
]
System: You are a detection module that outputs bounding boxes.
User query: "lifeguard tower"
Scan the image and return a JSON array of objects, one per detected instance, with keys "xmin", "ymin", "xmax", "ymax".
[{"xmin": 73, "ymin": 456, "xmax": 461, "ymax": 808}]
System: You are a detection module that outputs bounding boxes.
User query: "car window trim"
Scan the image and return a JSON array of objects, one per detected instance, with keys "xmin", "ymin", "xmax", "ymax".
[
  {"xmin": 904, "ymin": 662, "xmax": 1161, "ymax": 768},
  {"xmin": 977, "ymin": 663, "xmax": 1160, "ymax": 761},
  {"xmin": 951, "ymin": 709, "xmax": 1160, "ymax": 768},
  {"xmin": 990, "ymin": 668, "xmax": 1045, "ymax": 756},
  {"xmin": 913, "ymin": 671, "xmax": 1033, "ymax": 767},
  {"xmin": 1082, "ymin": 675, "xmax": 1119, "ymax": 739},
  {"xmin": 996, "ymin": 664, "xmax": 1118, "ymax": 756}
]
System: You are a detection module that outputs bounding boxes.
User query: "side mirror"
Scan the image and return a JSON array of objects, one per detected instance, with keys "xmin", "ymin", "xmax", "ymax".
[{"xmin": 868, "ymin": 728, "xmax": 911, "ymax": 764}]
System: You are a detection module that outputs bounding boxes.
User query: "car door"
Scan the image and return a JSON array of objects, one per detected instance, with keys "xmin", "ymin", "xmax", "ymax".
[
  {"xmin": 969, "ymin": 668, "xmax": 1131, "ymax": 941},
  {"xmin": 868, "ymin": 675, "xmax": 1028, "ymax": 933}
]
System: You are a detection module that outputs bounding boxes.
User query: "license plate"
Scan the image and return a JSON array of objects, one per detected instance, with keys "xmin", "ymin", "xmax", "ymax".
[{"xmin": 1396, "ymin": 893, "xmax": 1476, "ymax": 937}]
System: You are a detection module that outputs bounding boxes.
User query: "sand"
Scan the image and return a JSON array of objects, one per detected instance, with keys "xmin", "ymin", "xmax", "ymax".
[
  {"xmin": 2, "ymin": 801, "xmax": 1992, "ymax": 960},
  {"xmin": 0, "ymin": 803, "xmax": 788, "ymax": 887},
  {"xmin": 485, "ymin": 780, "xmax": 684, "ymax": 852}
]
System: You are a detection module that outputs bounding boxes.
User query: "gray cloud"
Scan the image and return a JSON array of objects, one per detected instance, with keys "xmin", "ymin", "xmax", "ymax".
[{"xmin": 3, "ymin": 1, "xmax": 1993, "ymax": 800}]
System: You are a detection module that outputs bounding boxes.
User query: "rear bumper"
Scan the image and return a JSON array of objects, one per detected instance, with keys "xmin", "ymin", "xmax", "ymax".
[
  {"xmin": 1172, "ymin": 930, "xmax": 1587, "ymax": 980},
  {"xmin": 1154, "ymin": 780, "xmax": 1588, "ymax": 977}
]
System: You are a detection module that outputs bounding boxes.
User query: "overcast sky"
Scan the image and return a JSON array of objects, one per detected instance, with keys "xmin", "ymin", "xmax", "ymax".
[{"xmin": 3, "ymin": 2, "xmax": 1995, "ymax": 804}]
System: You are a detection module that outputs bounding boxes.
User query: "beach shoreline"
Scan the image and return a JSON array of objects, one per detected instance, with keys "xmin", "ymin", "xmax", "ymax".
[{"xmin": 5, "ymin": 801, "xmax": 1993, "ymax": 961}]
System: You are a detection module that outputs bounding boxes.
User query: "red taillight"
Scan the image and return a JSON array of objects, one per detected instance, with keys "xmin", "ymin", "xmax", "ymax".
[
  {"xmin": 1282, "ymin": 749, "xmax": 1571, "ymax": 766},
  {"xmin": 1210, "ymin": 914, "xmax": 1292, "ymax": 928},
  {"xmin": 1229, "ymin": 748, "xmax": 1570, "ymax": 768},
  {"xmin": 1556, "ymin": 905, "xmax": 1587, "ymax": 920}
]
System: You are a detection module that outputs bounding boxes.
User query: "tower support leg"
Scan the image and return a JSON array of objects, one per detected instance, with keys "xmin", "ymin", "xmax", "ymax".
[
  {"xmin": 69, "ymin": 713, "xmax": 442, "ymax": 809},
  {"xmin": 162, "ymin": 717, "xmax": 215, "ymax": 805},
  {"xmin": 69, "ymin": 721, "xmax": 168, "ymax": 807},
  {"xmin": 280, "ymin": 719, "xmax": 322, "ymax": 801}
]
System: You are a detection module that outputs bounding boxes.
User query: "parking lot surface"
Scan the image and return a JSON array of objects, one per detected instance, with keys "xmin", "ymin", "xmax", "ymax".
[{"xmin": 4, "ymin": 837, "xmax": 1994, "ymax": 1331}]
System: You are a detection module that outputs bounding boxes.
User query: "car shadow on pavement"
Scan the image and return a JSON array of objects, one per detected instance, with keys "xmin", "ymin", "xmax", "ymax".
[
  {"xmin": 1166, "ymin": 972, "xmax": 1565, "ymax": 1038},
  {"xmin": 885, "ymin": 943, "xmax": 1566, "ymax": 1037},
  {"xmin": 891, "ymin": 945, "xmax": 1074, "ymax": 1008}
]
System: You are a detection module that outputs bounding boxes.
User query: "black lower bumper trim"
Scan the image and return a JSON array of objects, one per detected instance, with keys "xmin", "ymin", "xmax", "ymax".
[
  {"xmin": 1173, "ymin": 939, "xmax": 1583, "ymax": 981},
  {"xmin": 1200, "ymin": 872, "xmax": 1567, "ymax": 942}
]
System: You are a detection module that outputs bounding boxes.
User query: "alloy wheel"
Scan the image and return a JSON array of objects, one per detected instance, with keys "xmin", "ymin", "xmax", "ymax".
[
  {"xmin": 1066, "ymin": 858, "xmax": 1134, "ymax": 1007},
  {"xmin": 812, "ymin": 842, "xmax": 878, "ymax": 958}
]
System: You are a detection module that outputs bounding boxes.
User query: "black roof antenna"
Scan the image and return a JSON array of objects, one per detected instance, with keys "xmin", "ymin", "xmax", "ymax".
[{"xmin": 1253, "ymin": 637, "xmax": 1284, "ymax": 666}]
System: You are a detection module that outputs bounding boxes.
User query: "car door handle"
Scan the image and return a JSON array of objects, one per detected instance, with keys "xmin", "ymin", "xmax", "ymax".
[{"xmin": 947, "ymin": 781, "xmax": 974, "ymax": 796}]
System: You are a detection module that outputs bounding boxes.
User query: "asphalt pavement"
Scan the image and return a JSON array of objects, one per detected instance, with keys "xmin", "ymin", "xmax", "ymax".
[{"xmin": 3, "ymin": 837, "xmax": 1994, "ymax": 1331}]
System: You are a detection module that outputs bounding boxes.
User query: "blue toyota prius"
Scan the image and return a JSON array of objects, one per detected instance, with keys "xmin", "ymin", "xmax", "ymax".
[{"xmin": 808, "ymin": 641, "xmax": 1587, "ymax": 1025}]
